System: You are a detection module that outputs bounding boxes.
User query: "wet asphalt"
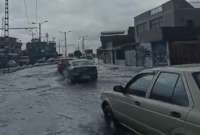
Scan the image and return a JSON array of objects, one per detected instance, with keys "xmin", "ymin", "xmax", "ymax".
[{"xmin": 0, "ymin": 64, "xmax": 140, "ymax": 135}]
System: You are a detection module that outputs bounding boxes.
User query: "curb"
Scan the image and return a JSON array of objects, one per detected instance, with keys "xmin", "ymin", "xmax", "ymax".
[{"xmin": 0, "ymin": 63, "xmax": 56, "ymax": 74}]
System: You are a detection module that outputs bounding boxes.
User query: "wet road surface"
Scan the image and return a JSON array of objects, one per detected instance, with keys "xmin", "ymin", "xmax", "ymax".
[{"xmin": 0, "ymin": 64, "xmax": 141, "ymax": 135}]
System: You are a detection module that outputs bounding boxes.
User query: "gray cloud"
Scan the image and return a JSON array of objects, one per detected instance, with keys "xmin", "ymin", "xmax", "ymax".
[{"xmin": 0, "ymin": 0, "xmax": 169, "ymax": 53}]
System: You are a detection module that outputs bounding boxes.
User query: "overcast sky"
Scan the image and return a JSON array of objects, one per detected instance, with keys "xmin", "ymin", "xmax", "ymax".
[{"xmin": 0, "ymin": 0, "xmax": 172, "ymax": 53}]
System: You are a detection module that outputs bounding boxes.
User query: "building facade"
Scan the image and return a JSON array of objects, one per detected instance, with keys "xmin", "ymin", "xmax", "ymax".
[
  {"xmin": 0, "ymin": 37, "xmax": 22, "ymax": 68},
  {"xmin": 26, "ymin": 39, "xmax": 57, "ymax": 64},
  {"xmin": 134, "ymin": 0, "xmax": 200, "ymax": 67},
  {"xmin": 100, "ymin": 27, "xmax": 135, "ymax": 65}
]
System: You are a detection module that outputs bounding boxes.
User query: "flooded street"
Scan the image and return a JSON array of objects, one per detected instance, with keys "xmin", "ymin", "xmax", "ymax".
[{"xmin": 0, "ymin": 64, "xmax": 141, "ymax": 135}]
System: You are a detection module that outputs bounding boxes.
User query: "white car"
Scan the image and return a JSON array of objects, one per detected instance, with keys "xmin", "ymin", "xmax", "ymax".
[
  {"xmin": 64, "ymin": 59, "xmax": 98, "ymax": 83},
  {"xmin": 8, "ymin": 60, "xmax": 18, "ymax": 67},
  {"xmin": 101, "ymin": 65, "xmax": 200, "ymax": 135}
]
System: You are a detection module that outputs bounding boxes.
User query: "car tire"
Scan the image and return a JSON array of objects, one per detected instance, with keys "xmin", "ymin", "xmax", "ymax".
[{"xmin": 102, "ymin": 104, "xmax": 121, "ymax": 131}]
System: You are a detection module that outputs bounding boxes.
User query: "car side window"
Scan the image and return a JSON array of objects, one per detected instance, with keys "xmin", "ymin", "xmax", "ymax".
[
  {"xmin": 127, "ymin": 73, "xmax": 155, "ymax": 97},
  {"xmin": 172, "ymin": 78, "xmax": 189, "ymax": 106},
  {"xmin": 150, "ymin": 73, "xmax": 179, "ymax": 103}
]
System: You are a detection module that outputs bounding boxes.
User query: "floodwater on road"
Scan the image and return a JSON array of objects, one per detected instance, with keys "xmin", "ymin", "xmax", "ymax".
[{"xmin": 0, "ymin": 64, "xmax": 140, "ymax": 135}]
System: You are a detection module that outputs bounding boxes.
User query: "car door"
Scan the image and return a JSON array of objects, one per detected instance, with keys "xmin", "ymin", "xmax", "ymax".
[
  {"xmin": 141, "ymin": 72, "xmax": 192, "ymax": 135},
  {"xmin": 112, "ymin": 72, "xmax": 156, "ymax": 134}
]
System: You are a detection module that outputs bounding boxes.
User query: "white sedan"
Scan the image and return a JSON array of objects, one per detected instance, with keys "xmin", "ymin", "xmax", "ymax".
[{"xmin": 101, "ymin": 65, "xmax": 200, "ymax": 135}]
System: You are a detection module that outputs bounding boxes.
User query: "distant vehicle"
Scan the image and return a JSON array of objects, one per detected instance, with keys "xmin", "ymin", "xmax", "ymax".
[
  {"xmin": 19, "ymin": 56, "xmax": 30, "ymax": 66},
  {"xmin": 86, "ymin": 55, "xmax": 93, "ymax": 60},
  {"xmin": 101, "ymin": 65, "xmax": 200, "ymax": 135},
  {"xmin": 64, "ymin": 59, "xmax": 97, "ymax": 83},
  {"xmin": 7, "ymin": 60, "xmax": 18, "ymax": 67},
  {"xmin": 37, "ymin": 57, "xmax": 46, "ymax": 63},
  {"xmin": 47, "ymin": 58, "xmax": 56, "ymax": 64},
  {"xmin": 57, "ymin": 58, "xmax": 74, "ymax": 74}
]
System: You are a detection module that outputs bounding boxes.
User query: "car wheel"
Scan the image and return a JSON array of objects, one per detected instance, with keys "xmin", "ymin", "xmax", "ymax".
[{"xmin": 102, "ymin": 104, "xmax": 120, "ymax": 130}]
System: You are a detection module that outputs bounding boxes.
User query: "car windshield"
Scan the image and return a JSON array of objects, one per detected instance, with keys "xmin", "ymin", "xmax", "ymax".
[{"xmin": 71, "ymin": 60, "xmax": 95, "ymax": 67}]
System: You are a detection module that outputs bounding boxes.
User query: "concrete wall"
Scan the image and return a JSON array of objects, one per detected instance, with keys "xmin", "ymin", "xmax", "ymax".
[
  {"xmin": 125, "ymin": 50, "xmax": 136, "ymax": 66},
  {"xmin": 103, "ymin": 52, "xmax": 113, "ymax": 64},
  {"xmin": 141, "ymin": 43, "xmax": 153, "ymax": 67},
  {"xmin": 115, "ymin": 60, "xmax": 125, "ymax": 66},
  {"xmin": 175, "ymin": 9, "xmax": 200, "ymax": 27}
]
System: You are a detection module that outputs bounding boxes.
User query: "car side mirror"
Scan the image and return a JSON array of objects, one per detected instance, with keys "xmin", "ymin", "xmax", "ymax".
[{"xmin": 113, "ymin": 85, "xmax": 125, "ymax": 93}]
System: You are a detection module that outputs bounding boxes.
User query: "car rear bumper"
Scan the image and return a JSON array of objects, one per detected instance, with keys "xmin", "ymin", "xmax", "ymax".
[{"xmin": 70, "ymin": 72, "xmax": 98, "ymax": 81}]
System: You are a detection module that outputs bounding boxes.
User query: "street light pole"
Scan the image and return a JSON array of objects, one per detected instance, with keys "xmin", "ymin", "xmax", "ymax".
[
  {"xmin": 59, "ymin": 30, "xmax": 71, "ymax": 57},
  {"xmin": 39, "ymin": 23, "xmax": 41, "ymax": 41},
  {"xmin": 81, "ymin": 35, "xmax": 88, "ymax": 53},
  {"xmin": 64, "ymin": 32, "xmax": 67, "ymax": 57},
  {"xmin": 58, "ymin": 40, "xmax": 61, "ymax": 55}
]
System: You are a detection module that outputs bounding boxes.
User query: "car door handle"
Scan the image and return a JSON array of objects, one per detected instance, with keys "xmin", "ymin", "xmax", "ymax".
[
  {"xmin": 170, "ymin": 111, "xmax": 181, "ymax": 118},
  {"xmin": 134, "ymin": 101, "xmax": 141, "ymax": 106}
]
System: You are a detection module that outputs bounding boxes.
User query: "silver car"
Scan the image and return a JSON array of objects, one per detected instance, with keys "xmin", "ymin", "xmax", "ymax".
[
  {"xmin": 101, "ymin": 65, "xmax": 200, "ymax": 135},
  {"xmin": 64, "ymin": 59, "xmax": 98, "ymax": 83}
]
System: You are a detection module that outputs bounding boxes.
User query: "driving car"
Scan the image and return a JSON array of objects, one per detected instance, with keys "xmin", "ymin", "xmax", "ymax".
[
  {"xmin": 101, "ymin": 65, "xmax": 200, "ymax": 135},
  {"xmin": 64, "ymin": 59, "xmax": 98, "ymax": 83}
]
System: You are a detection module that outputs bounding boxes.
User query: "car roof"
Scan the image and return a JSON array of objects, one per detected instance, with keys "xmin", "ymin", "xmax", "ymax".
[
  {"xmin": 70, "ymin": 59, "xmax": 91, "ymax": 62},
  {"xmin": 60, "ymin": 58, "xmax": 74, "ymax": 60},
  {"xmin": 144, "ymin": 64, "xmax": 200, "ymax": 73}
]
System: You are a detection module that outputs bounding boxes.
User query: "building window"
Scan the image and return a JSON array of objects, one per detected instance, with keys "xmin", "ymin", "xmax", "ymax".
[
  {"xmin": 150, "ymin": 17, "xmax": 163, "ymax": 30},
  {"xmin": 136, "ymin": 22, "xmax": 148, "ymax": 36}
]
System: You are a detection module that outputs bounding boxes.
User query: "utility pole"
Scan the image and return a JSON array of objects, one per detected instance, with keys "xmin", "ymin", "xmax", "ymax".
[
  {"xmin": 32, "ymin": 20, "xmax": 48, "ymax": 42},
  {"xmin": 1, "ymin": 18, "xmax": 4, "ymax": 36},
  {"xmin": 59, "ymin": 30, "xmax": 71, "ymax": 57},
  {"xmin": 35, "ymin": 0, "xmax": 38, "ymax": 23},
  {"xmin": 81, "ymin": 35, "xmax": 88, "ymax": 53},
  {"xmin": 58, "ymin": 40, "xmax": 61, "ymax": 55},
  {"xmin": 82, "ymin": 36, "xmax": 85, "ymax": 53},
  {"xmin": 77, "ymin": 39, "xmax": 80, "ymax": 51},
  {"xmin": 31, "ymin": 31, "xmax": 35, "ymax": 39},
  {"xmin": 39, "ymin": 23, "xmax": 41, "ymax": 41},
  {"xmin": 4, "ymin": 0, "xmax": 9, "ymax": 37},
  {"xmin": 45, "ymin": 33, "xmax": 49, "ymax": 43},
  {"xmin": 64, "ymin": 32, "xmax": 67, "ymax": 57}
]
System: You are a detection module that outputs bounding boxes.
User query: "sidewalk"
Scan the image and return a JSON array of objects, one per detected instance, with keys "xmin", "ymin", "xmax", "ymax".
[
  {"xmin": 0, "ymin": 65, "xmax": 32, "ymax": 74},
  {"xmin": 0, "ymin": 63, "xmax": 56, "ymax": 75},
  {"xmin": 97, "ymin": 63, "xmax": 145, "ymax": 85},
  {"xmin": 99, "ymin": 63, "xmax": 144, "ymax": 72}
]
